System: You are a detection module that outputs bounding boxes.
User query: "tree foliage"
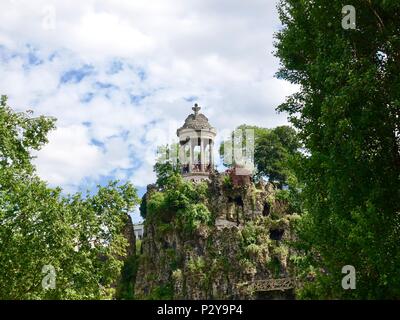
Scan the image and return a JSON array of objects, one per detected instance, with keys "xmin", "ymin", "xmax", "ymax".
[
  {"xmin": 0, "ymin": 96, "xmax": 139, "ymax": 299},
  {"xmin": 143, "ymin": 162, "xmax": 213, "ymax": 235},
  {"xmin": 254, "ymin": 125, "xmax": 300, "ymax": 186},
  {"xmin": 275, "ymin": 1, "xmax": 400, "ymax": 298},
  {"xmin": 219, "ymin": 124, "xmax": 301, "ymax": 186},
  {"xmin": 0, "ymin": 95, "xmax": 56, "ymax": 173}
]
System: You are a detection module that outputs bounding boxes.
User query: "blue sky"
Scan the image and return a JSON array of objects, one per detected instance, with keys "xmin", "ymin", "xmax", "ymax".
[{"xmin": 0, "ymin": 0, "xmax": 297, "ymax": 223}]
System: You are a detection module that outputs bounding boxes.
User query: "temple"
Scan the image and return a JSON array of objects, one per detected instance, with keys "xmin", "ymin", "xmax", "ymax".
[{"xmin": 177, "ymin": 103, "xmax": 216, "ymax": 182}]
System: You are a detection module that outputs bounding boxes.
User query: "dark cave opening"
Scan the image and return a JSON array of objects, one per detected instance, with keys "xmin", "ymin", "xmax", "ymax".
[
  {"xmin": 234, "ymin": 196, "xmax": 243, "ymax": 207},
  {"xmin": 269, "ymin": 229, "xmax": 284, "ymax": 241},
  {"xmin": 263, "ymin": 202, "xmax": 270, "ymax": 216}
]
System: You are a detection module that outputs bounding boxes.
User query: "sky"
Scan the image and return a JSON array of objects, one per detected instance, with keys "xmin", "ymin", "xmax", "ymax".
[{"xmin": 0, "ymin": 0, "xmax": 298, "ymax": 222}]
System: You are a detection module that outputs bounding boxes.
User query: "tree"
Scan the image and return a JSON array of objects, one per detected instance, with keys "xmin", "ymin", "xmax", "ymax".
[
  {"xmin": 0, "ymin": 95, "xmax": 55, "ymax": 173},
  {"xmin": 219, "ymin": 124, "xmax": 301, "ymax": 187},
  {"xmin": 154, "ymin": 161, "xmax": 180, "ymax": 189},
  {"xmin": 254, "ymin": 125, "xmax": 300, "ymax": 187},
  {"xmin": 141, "ymin": 160, "xmax": 212, "ymax": 236},
  {"xmin": 139, "ymin": 155, "xmax": 181, "ymax": 220},
  {"xmin": 0, "ymin": 96, "xmax": 139, "ymax": 299},
  {"xmin": 275, "ymin": 1, "xmax": 400, "ymax": 298}
]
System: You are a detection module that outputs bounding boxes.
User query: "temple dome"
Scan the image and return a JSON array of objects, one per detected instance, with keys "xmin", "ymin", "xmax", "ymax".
[{"xmin": 177, "ymin": 104, "xmax": 215, "ymax": 135}]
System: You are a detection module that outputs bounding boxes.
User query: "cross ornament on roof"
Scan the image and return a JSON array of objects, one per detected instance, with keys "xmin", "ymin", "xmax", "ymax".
[{"xmin": 192, "ymin": 103, "xmax": 201, "ymax": 116}]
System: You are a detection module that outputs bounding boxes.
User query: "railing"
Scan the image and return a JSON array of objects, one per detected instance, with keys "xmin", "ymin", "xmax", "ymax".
[
  {"xmin": 181, "ymin": 164, "xmax": 212, "ymax": 174},
  {"xmin": 238, "ymin": 278, "xmax": 295, "ymax": 292}
]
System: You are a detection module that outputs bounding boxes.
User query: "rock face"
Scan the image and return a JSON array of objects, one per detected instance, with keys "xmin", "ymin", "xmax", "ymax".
[
  {"xmin": 123, "ymin": 214, "xmax": 136, "ymax": 257},
  {"xmin": 134, "ymin": 172, "xmax": 298, "ymax": 299}
]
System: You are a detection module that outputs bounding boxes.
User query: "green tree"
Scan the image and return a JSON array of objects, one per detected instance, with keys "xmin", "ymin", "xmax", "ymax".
[
  {"xmin": 275, "ymin": 1, "xmax": 400, "ymax": 298},
  {"xmin": 154, "ymin": 161, "xmax": 180, "ymax": 189},
  {"xmin": 219, "ymin": 124, "xmax": 301, "ymax": 187},
  {"xmin": 255, "ymin": 125, "xmax": 300, "ymax": 186},
  {"xmin": 143, "ymin": 161, "xmax": 212, "ymax": 235},
  {"xmin": 0, "ymin": 96, "xmax": 139, "ymax": 299},
  {"xmin": 0, "ymin": 95, "xmax": 55, "ymax": 173}
]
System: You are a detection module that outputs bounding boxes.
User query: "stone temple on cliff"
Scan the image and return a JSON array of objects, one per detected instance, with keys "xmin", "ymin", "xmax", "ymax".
[{"xmin": 177, "ymin": 104, "xmax": 216, "ymax": 182}]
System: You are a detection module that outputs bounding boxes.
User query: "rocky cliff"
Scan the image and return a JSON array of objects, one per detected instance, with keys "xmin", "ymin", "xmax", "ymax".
[{"xmin": 134, "ymin": 171, "xmax": 298, "ymax": 299}]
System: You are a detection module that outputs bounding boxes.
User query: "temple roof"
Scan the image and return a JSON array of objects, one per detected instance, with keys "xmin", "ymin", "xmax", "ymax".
[{"xmin": 177, "ymin": 104, "xmax": 215, "ymax": 133}]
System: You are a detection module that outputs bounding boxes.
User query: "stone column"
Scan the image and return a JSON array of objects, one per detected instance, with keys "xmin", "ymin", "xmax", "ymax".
[
  {"xmin": 200, "ymin": 138, "xmax": 205, "ymax": 172},
  {"xmin": 179, "ymin": 142, "xmax": 184, "ymax": 167},
  {"xmin": 204, "ymin": 140, "xmax": 209, "ymax": 166},
  {"xmin": 190, "ymin": 140, "xmax": 194, "ymax": 173},
  {"xmin": 209, "ymin": 140, "xmax": 213, "ymax": 169}
]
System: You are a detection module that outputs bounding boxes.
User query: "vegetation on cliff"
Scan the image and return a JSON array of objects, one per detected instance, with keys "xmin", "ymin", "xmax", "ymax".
[
  {"xmin": 135, "ymin": 162, "xmax": 298, "ymax": 299},
  {"xmin": 147, "ymin": 162, "xmax": 214, "ymax": 235}
]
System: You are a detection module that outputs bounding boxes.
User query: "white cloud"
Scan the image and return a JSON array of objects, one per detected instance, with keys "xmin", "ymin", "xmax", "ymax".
[
  {"xmin": 0, "ymin": 0, "xmax": 298, "ymax": 192},
  {"xmin": 34, "ymin": 125, "xmax": 103, "ymax": 187},
  {"xmin": 67, "ymin": 12, "xmax": 155, "ymax": 58}
]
